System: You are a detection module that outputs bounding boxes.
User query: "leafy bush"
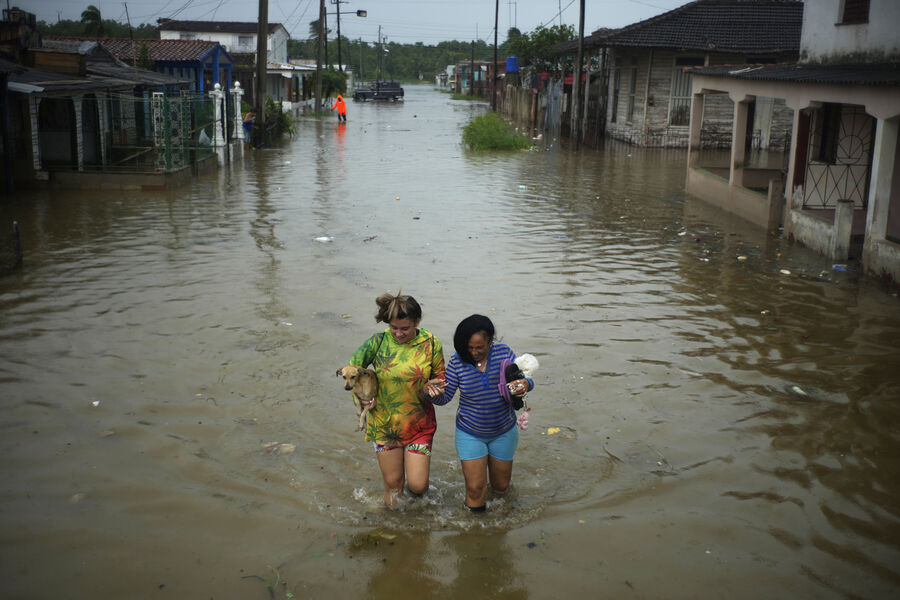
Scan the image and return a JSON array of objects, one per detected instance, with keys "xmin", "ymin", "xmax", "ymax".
[{"xmin": 462, "ymin": 112, "xmax": 530, "ymax": 151}]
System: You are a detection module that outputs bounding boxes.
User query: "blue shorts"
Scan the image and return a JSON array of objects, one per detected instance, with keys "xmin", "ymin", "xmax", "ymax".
[{"xmin": 455, "ymin": 425, "xmax": 519, "ymax": 462}]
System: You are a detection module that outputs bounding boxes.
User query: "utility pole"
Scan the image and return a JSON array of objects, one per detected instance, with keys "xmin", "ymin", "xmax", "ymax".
[
  {"xmin": 492, "ymin": 0, "xmax": 498, "ymax": 111},
  {"xmin": 570, "ymin": 0, "xmax": 585, "ymax": 149},
  {"xmin": 324, "ymin": 9, "xmax": 329, "ymax": 67},
  {"xmin": 470, "ymin": 40, "xmax": 474, "ymax": 97},
  {"xmin": 334, "ymin": 0, "xmax": 343, "ymax": 71},
  {"xmin": 315, "ymin": 0, "xmax": 324, "ymax": 113},
  {"xmin": 255, "ymin": 0, "xmax": 268, "ymax": 146}
]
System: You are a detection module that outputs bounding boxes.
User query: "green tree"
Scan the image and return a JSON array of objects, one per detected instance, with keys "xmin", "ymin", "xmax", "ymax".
[
  {"xmin": 506, "ymin": 24, "xmax": 575, "ymax": 70},
  {"xmin": 80, "ymin": 5, "xmax": 104, "ymax": 37},
  {"xmin": 137, "ymin": 43, "xmax": 154, "ymax": 70}
]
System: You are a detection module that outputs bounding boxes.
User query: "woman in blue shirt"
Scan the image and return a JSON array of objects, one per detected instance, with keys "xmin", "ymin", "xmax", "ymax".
[{"xmin": 423, "ymin": 314, "xmax": 533, "ymax": 511}]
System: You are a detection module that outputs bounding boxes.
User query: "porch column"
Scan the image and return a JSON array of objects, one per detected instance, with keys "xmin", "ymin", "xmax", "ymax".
[
  {"xmin": 831, "ymin": 199, "xmax": 854, "ymax": 260},
  {"xmin": 231, "ymin": 81, "xmax": 245, "ymax": 141},
  {"xmin": 211, "ymin": 50, "xmax": 220, "ymax": 86},
  {"xmin": 208, "ymin": 83, "xmax": 225, "ymax": 146},
  {"xmin": 864, "ymin": 116, "xmax": 899, "ymax": 242},
  {"xmin": 730, "ymin": 98, "xmax": 751, "ymax": 187},
  {"xmin": 28, "ymin": 96, "xmax": 42, "ymax": 173},
  {"xmin": 97, "ymin": 94, "xmax": 108, "ymax": 167},
  {"xmin": 688, "ymin": 92, "xmax": 704, "ymax": 168},
  {"xmin": 72, "ymin": 94, "xmax": 84, "ymax": 171}
]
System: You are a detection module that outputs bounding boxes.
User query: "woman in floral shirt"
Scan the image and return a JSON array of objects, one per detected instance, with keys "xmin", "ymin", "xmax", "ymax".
[{"xmin": 350, "ymin": 292, "xmax": 445, "ymax": 507}]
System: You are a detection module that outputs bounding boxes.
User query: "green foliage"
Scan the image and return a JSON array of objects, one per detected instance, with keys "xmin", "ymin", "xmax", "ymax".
[
  {"xmin": 37, "ymin": 18, "xmax": 159, "ymax": 39},
  {"xmin": 265, "ymin": 95, "xmax": 296, "ymax": 137},
  {"xmin": 462, "ymin": 112, "xmax": 530, "ymax": 151},
  {"xmin": 505, "ymin": 24, "xmax": 576, "ymax": 70},
  {"xmin": 320, "ymin": 69, "xmax": 347, "ymax": 97},
  {"xmin": 137, "ymin": 43, "xmax": 153, "ymax": 70},
  {"xmin": 80, "ymin": 5, "xmax": 104, "ymax": 37}
]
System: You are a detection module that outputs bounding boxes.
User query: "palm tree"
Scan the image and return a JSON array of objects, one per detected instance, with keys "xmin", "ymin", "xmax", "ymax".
[{"xmin": 81, "ymin": 5, "xmax": 104, "ymax": 37}]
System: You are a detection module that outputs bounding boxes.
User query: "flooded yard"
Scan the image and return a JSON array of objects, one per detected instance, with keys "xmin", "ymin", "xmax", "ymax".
[{"xmin": 1, "ymin": 84, "xmax": 898, "ymax": 599}]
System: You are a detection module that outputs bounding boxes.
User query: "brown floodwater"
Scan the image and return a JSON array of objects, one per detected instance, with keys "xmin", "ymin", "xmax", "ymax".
[{"xmin": 1, "ymin": 85, "xmax": 899, "ymax": 599}]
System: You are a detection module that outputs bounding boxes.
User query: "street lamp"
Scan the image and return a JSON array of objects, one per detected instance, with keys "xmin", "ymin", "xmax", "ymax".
[{"xmin": 330, "ymin": 0, "xmax": 367, "ymax": 72}]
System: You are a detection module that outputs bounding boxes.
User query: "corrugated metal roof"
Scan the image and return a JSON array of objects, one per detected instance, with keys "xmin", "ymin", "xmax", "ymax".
[
  {"xmin": 690, "ymin": 62, "xmax": 900, "ymax": 86},
  {"xmin": 556, "ymin": 0, "xmax": 802, "ymax": 55}
]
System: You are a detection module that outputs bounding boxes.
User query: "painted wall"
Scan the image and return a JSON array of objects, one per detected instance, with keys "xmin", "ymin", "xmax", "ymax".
[
  {"xmin": 161, "ymin": 28, "xmax": 289, "ymax": 62},
  {"xmin": 800, "ymin": 0, "xmax": 900, "ymax": 63}
]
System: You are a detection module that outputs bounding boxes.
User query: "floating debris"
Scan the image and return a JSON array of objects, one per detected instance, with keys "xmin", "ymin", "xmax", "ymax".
[
  {"xmin": 261, "ymin": 442, "xmax": 296, "ymax": 455},
  {"xmin": 780, "ymin": 269, "xmax": 791, "ymax": 275},
  {"xmin": 314, "ymin": 236, "xmax": 333, "ymax": 243},
  {"xmin": 737, "ymin": 255, "xmax": 748, "ymax": 261}
]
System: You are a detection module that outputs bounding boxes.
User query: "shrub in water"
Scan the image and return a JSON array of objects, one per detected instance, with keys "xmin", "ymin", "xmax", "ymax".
[{"xmin": 462, "ymin": 112, "xmax": 531, "ymax": 151}]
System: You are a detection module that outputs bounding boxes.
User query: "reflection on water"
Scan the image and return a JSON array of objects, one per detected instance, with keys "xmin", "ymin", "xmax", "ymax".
[{"xmin": 1, "ymin": 85, "xmax": 898, "ymax": 598}]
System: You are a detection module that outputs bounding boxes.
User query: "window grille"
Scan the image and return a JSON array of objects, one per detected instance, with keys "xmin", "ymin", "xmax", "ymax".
[{"xmin": 669, "ymin": 57, "xmax": 704, "ymax": 126}]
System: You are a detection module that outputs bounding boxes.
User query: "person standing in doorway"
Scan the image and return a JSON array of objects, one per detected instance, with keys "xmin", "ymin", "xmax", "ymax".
[{"xmin": 331, "ymin": 93, "xmax": 347, "ymax": 122}]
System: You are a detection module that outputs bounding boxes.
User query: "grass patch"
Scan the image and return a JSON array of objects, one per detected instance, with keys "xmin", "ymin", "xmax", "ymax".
[{"xmin": 462, "ymin": 112, "xmax": 531, "ymax": 151}]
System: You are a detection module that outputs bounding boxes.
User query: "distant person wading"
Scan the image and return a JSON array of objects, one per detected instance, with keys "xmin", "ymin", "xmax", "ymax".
[{"xmin": 331, "ymin": 94, "xmax": 347, "ymax": 122}]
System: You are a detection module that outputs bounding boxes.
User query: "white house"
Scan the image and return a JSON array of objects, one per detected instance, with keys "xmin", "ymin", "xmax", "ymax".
[
  {"xmin": 685, "ymin": 0, "xmax": 900, "ymax": 284},
  {"xmin": 158, "ymin": 20, "xmax": 289, "ymax": 63}
]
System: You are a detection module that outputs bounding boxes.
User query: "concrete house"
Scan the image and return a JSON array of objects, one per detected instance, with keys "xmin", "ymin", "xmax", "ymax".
[
  {"xmin": 686, "ymin": 0, "xmax": 900, "ymax": 283},
  {"xmin": 158, "ymin": 20, "xmax": 290, "ymax": 107},
  {"xmin": 564, "ymin": 0, "xmax": 803, "ymax": 148}
]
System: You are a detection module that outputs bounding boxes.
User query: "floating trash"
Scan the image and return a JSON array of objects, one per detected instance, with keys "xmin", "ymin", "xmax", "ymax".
[
  {"xmin": 314, "ymin": 236, "xmax": 333, "ymax": 243},
  {"xmin": 737, "ymin": 255, "xmax": 748, "ymax": 261},
  {"xmin": 261, "ymin": 442, "xmax": 296, "ymax": 455},
  {"xmin": 780, "ymin": 269, "xmax": 791, "ymax": 275},
  {"xmin": 833, "ymin": 264, "xmax": 854, "ymax": 272}
]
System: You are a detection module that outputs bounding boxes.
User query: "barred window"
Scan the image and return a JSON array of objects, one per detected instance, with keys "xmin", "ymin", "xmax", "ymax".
[{"xmin": 669, "ymin": 57, "xmax": 703, "ymax": 126}]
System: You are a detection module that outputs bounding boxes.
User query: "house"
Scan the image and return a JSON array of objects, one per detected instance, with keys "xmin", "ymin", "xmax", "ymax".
[
  {"xmin": 158, "ymin": 20, "xmax": 289, "ymax": 63},
  {"xmin": 453, "ymin": 60, "xmax": 506, "ymax": 98},
  {"xmin": 100, "ymin": 38, "xmax": 234, "ymax": 93},
  {"xmin": 685, "ymin": 0, "xmax": 900, "ymax": 283},
  {"xmin": 556, "ymin": 0, "xmax": 803, "ymax": 147},
  {"xmin": 158, "ymin": 20, "xmax": 290, "ymax": 107},
  {"xmin": 1, "ymin": 10, "xmax": 230, "ymax": 191}
]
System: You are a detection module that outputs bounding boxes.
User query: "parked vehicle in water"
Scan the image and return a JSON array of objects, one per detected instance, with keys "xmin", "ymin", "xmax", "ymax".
[{"xmin": 352, "ymin": 80, "xmax": 404, "ymax": 101}]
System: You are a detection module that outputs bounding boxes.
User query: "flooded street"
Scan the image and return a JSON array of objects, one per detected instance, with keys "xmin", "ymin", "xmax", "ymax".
[{"xmin": 2, "ymin": 84, "xmax": 899, "ymax": 599}]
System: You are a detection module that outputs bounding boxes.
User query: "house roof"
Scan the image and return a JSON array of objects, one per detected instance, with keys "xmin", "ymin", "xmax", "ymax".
[
  {"xmin": 38, "ymin": 38, "xmax": 192, "ymax": 86},
  {"xmin": 100, "ymin": 38, "xmax": 232, "ymax": 64},
  {"xmin": 8, "ymin": 64, "xmax": 133, "ymax": 94},
  {"xmin": 157, "ymin": 20, "xmax": 287, "ymax": 36},
  {"xmin": 690, "ymin": 62, "xmax": 900, "ymax": 86},
  {"xmin": 555, "ymin": 0, "xmax": 802, "ymax": 55}
]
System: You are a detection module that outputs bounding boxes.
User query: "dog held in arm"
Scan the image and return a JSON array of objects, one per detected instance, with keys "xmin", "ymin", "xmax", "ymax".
[{"xmin": 336, "ymin": 365, "xmax": 378, "ymax": 431}]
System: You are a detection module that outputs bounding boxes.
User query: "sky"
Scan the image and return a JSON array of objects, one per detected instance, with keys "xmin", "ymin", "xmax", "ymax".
[{"xmin": 26, "ymin": 0, "xmax": 691, "ymax": 44}]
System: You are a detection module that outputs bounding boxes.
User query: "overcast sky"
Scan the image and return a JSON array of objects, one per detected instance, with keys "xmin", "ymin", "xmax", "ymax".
[{"xmin": 28, "ymin": 0, "xmax": 689, "ymax": 44}]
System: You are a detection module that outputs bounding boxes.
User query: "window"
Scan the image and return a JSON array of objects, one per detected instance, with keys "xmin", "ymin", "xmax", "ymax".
[
  {"xmin": 669, "ymin": 56, "xmax": 704, "ymax": 126},
  {"xmin": 627, "ymin": 57, "xmax": 637, "ymax": 122},
  {"xmin": 179, "ymin": 33, "xmax": 195, "ymax": 40},
  {"xmin": 840, "ymin": 0, "xmax": 870, "ymax": 24},
  {"xmin": 239, "ymin": 35, "xmax": 253, "ymax": 47}
]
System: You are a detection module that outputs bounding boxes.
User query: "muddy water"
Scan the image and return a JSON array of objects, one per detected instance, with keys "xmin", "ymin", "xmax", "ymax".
[{"xmin": 1, "ymin": 84, "xmax": 899, "ymax": 599}]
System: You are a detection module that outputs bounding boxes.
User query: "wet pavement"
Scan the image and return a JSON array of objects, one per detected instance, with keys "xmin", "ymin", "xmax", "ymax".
[{"xmin": 1, "ymin": 84, "xmax": 899, "ymax": 599}]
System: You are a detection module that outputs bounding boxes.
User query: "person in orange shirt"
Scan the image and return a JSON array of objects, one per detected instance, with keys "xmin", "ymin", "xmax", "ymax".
[{"xmin": 331, "ymin": 94, "xmax": 347, "ymax": 122}]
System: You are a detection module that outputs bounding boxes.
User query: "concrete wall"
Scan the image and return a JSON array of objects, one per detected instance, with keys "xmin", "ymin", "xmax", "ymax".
[{"xmin": 800, "ymin": 0, "xmax": 900, "ymax": 64}]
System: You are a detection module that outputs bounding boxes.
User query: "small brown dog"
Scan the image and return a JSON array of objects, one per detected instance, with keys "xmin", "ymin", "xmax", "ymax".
[{"xmin": 336, "ymin": 365, "xmax": 378, "ymax": 431}]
